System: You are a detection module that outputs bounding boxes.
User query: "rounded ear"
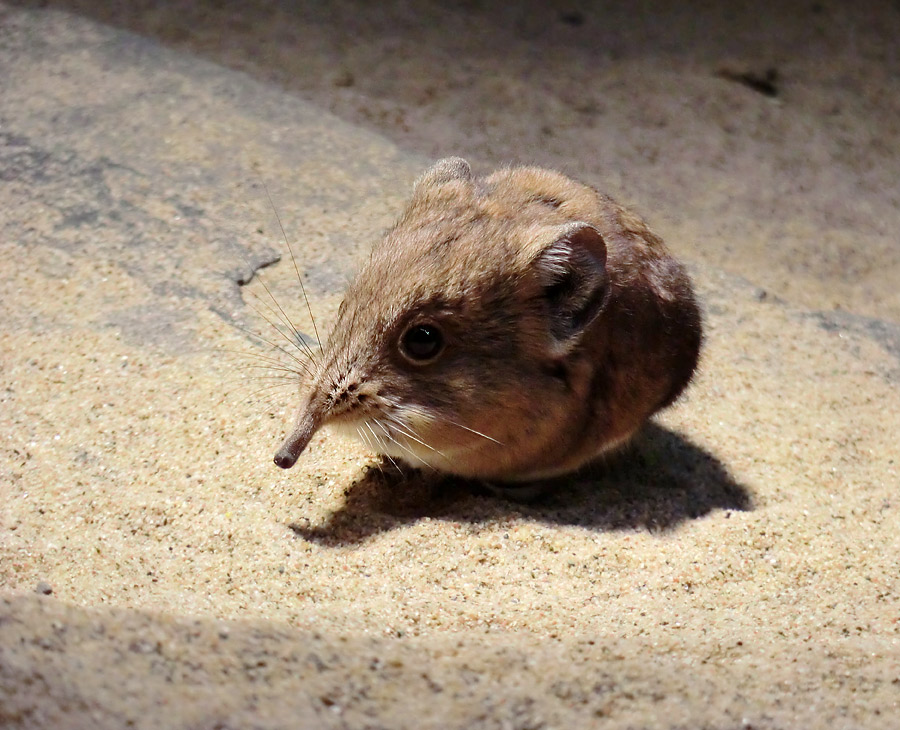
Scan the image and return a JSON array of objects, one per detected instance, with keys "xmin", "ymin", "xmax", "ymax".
[
  {"xmin": 413, "ymin": 157, "xmax": 472, "ymax": 193},
  {"xmin": 533, "ymin": 223, "xmax": 609, "ymax": 344}
]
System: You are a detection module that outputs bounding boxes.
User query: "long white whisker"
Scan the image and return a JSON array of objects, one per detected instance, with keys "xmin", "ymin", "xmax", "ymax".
[
  {"xmin": 364, "ymin": 422, "xmax": 402, "ymax": 472},
  {"xmin": 219, "ymin": 349, "xmax": 307, "ymax": 382},
  {"xmin": 230, "ymin": 381, "xmax": 298, "ymax": 405},
  {"xmin": 243, "ymin": 289, "xmax": 318, "ymax": 361},
  {"xmin": 380, "ymin": 448, "xmax": 401, "ymax": 473},
  {"xmin": 368, "ymin": 422, "xmax": 409, "ymax": 472},
  {"xmin": 438, "ymin": 416, "xmax": 504, "ymax": 445},
  {"xmin": 243, "ymin": 293, "xmax": 318, "ymax": 365},
  {"xmin": 232, "ymin": 374, "xmax": 301, "ymax": 385},
  {"xmin": 242, "ymin": 286, "xmax": 295, "ymax": 338},
  {"xmin": 373, "ymin": 419, "xmax": 438, "ymax": 472},
  {"xmin": 224, "ymin": 371, "xmax": 298, "ymax": 390},
  {"xmin": 230, "ymin": 232, "xmax": 318, "ymax": 366},
  {"xmin": 243, "ymin": 251, "xmax": 318, "ymax": 364},
  {"xmin": 262, "ymin": 181, "xmax": 322, "ymax": 348},
  {"xmin": 356, "ymin": 424, "xmax": 374, "ymax": 452},
  {"xmin": 227, "ymin": 353, "xmax": 299, "ymax": 370},
  {"xmin": 232, "ymin": 322, "xmax": 315, "ymax": 379},
  {"xmin": 384, "ymin": 415, "xmax": 448, "ymax": 460},
  {"xmin": 234, "ymin": 364, "xmax": 305, "ymax": 379},
  {"xmin": 219, "ymin": 347, "xmax": 301, "ymax": 368},
  {"xmin": 368, "ymin": 422, "xmax": 393, "ymax": 455}
]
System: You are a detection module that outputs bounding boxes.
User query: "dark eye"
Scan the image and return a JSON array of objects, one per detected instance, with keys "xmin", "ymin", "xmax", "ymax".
[{"xmin": 400, "ymin": 323, "xmax": 444, "ymax": 363}]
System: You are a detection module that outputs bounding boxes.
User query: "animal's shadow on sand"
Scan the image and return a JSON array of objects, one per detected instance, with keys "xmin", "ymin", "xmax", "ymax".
[{"xmin": 289, "ymin": 423, "xmax": 752, "ymax": 546}]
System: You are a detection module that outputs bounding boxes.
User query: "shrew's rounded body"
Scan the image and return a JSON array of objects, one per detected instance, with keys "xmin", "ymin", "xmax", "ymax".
[{"xmin": 275, "ymin": 158, "xmax": 702, "ymax": 483}]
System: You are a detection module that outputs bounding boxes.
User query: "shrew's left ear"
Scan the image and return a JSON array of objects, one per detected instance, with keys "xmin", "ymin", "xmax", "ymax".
[
  {"xmin": 413, "ymin": 157, "xmax": 473, "ymax": 194},
  {"xmin": 534, "ymin": 223, "xmax": 610, "ymax": 345}
]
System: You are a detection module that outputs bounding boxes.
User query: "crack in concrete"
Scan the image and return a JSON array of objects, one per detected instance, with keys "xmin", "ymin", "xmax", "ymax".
[{"xmin": 231, "ymin": 252, "xmax": 282, "ymax": 287}]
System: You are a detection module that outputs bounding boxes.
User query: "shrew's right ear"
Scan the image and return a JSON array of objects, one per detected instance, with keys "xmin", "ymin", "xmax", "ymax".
[{"xmin": 533, "ymin": 223, "xmax": 610, "ymax": 347}]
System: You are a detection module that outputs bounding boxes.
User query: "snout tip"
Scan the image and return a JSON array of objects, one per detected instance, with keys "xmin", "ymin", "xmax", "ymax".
[
  {"xmin": 273, "ymin": 411, "xmax": 320, "ymax": 470},
  {"xmin": 273, "ymin": 450, "xmax": 299, "ymax": 469}
]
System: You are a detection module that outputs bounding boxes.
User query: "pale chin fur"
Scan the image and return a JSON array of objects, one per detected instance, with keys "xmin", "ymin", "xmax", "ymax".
[
  {"xmin": 326, "ymin": 415, "xmax": 453, "ymax": 472},
  {"xmin": 329, "ymin": 415, "xmax": 635, "ymax": 483}
]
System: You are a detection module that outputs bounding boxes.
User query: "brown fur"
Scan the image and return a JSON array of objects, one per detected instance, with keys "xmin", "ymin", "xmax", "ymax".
[{"xmin": 275, "ymin": 158, "xmax": 702, "ymax": 484}]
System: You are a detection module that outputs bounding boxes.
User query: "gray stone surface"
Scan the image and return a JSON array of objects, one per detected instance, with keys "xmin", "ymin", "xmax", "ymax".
[
  {"xmin": 0, "ymin": 2, "xmax": 417, "ymax": 349},
  {"xmin": 18, "ymin": 0, "xmax": 900, "ymax": 323}
]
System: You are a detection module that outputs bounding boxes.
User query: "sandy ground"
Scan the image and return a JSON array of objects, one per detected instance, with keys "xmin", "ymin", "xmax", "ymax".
[{"xmin": 1, "ymin": 2, "xmax": 899, "ymax": 729}]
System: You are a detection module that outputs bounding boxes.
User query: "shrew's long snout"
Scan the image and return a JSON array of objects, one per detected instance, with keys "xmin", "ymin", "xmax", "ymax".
[{"xmin": 274, "ymin": 410, "xmax": 321, "ymax": 469}]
